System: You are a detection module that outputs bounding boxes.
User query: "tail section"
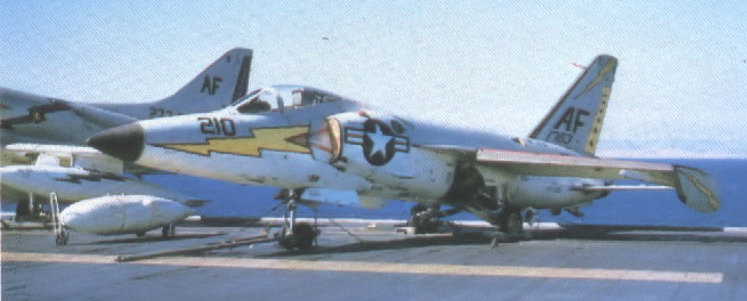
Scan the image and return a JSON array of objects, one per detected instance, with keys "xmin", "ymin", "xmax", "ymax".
[
  {"xmin": 98, "ymin": 48, "xmax": 252, "ymax": 118},
  {"xmin": 159, "ymin": 47, "xmax": 253, "ymax": 111},
  {"xmin": 529, "ymin": 55, "xmax": 617, "ymax": 156}
]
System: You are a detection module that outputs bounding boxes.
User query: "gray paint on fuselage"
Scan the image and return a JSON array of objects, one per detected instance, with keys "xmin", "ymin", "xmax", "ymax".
[
  {"xmin": 0, "ymin": 87, "xmax": 136, "ymax": 146},
  {"xmin": 137, "ymin": 96, "xmax": 589, "ymax": 206}
]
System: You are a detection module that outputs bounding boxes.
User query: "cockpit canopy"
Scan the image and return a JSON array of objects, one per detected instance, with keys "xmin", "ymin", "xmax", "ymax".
[{"xmin": 229, "ymin": 85, "xmax": 344, "ymax": 114}]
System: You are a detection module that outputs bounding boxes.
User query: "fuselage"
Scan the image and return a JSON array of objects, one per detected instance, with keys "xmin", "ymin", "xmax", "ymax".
[
  {"xmin": 0, "ymin": 87, "xmax": 137, "ymax": 146},
  {"xmin": 89, "ymin": 85, "xmax": 606, "ymax": 210}
]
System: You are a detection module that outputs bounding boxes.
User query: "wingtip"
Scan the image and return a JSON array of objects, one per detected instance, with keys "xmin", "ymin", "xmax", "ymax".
[{"xmin": 674, "ymin": 166, "xmax": 720, "ymax": 213}]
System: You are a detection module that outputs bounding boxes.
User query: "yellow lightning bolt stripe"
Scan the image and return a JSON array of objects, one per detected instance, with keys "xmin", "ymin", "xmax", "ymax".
[
  {"xmin": 682, "ymin": 172, "xmax": 720, "ymax": 211},
  {"xmin": 576, "ymin": 58, "xmax": 617, "ymax": 98},
  {"xmin": 157, "ymin": 126, "xmax": 310, "ymax": 157}
]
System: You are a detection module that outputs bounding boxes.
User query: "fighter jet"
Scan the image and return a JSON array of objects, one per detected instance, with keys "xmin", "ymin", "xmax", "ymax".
[
  {"xmin": 1, "ymin": 47, "xmax": 253, "ymax": 146},
  {"xmin": 88, "ymin": 55, "xmax": 719, "ymax": 250},
  {"xmin": 1, "ymin": 48, "xmax": 250, "ymax": 219}
]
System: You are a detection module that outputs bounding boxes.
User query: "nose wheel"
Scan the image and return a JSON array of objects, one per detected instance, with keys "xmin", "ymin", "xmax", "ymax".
[
  {"xmin": 279, "ymin": 222, "xmax": 319, "ymax": 251},
  {"xmin": 277, "ymin": 189, "xmax": 320, "ymax": 251}
]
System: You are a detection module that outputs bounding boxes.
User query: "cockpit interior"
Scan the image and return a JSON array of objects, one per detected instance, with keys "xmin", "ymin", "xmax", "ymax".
[{"xmin": 230, "ymin": 85, "xmax": 343, "ymax": 114}]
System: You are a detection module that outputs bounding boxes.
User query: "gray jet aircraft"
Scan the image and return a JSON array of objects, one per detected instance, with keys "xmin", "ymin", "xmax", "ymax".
[
  {"xmin": 1, "ymin": 48, "xmax": 252, "ymax": 146},
  {"xmin": 88, "ymin": 55, "xmax": 719, "ymax": 250},
  {"xmin": 1, "ymin": 48, "xmax": 250, "ymax": 222}
]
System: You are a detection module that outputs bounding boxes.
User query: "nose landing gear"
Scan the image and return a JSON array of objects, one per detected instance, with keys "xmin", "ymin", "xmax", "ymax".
[{"xmin": 276, "ymin": 189, "xmax": 320, "ymax": 251}]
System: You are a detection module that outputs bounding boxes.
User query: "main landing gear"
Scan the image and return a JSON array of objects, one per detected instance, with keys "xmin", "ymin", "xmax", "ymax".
[
  {"xmin": 15, "ymin": 192, "xmax": 46, "ymax": 222},
  {"xmin": 162, "ymin": 222, "xmax": 176, "ymax": 239},
  {"xmin": 490, "ymin": 207, "xmax": 538, "ymax": 245},
  {"xmin": 497, "ymin": 208, "xmax": 524, "ymax": 238},
  {"xmin": 276, "ymin": 189, "xmax": 319, "ymax": 251},
  {"xmin": 407, "ymin": 204, "xmax": 461, "ymax": 234}
]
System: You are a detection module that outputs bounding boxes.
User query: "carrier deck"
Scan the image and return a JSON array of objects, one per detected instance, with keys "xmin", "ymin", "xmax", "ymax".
[{"xmin": 3, "ymin": 219, "xmax": 747, "ymax": 300}]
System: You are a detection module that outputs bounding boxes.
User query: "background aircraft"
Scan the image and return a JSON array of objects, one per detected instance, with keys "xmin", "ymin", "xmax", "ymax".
[
  {"xmin": 88, "ymin": 55, "xmax": 720, "ymax": 250},
  {"xmin": 1, "ymin": 144, "xmax": 205, "ymax": 222},
  {"xmin": 0, "ymin": 47, "xmax": 252, "ymax": 146},
  {"xmin": 1, "ymin": 48, "xmax": 251, "ymax": 224}
]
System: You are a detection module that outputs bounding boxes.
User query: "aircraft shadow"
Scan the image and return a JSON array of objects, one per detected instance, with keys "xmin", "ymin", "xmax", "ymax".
[
  {"xmin": 531, "ymin": 226, "xmax": 747, "ymax": 244},
  {"xmin": 71, "ymin": 233, "xmax": 223, "ymax": 245},
  {"xmin": 259, "ymin": 225, "xmax": 747, "ymax": 257},
  {"xmin": 256, "ymin": 235, "xmax": 490, "ymax": 258}
]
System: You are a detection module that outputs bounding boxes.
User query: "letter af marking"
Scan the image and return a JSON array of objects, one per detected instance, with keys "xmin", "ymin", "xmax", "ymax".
[
  {"xmin": 553, "ymin": 107, "xmax": 590, "ymax": 134},
  {"xmin": 201, "ymin": 76, "xmax": 223, "ymax": 95},
  {"xmin": 156, "ymin": 126, "xmax": 310, "ymax": 157}
]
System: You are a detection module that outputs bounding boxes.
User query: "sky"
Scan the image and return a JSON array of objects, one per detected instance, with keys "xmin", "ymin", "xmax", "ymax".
[{"xmin": 1, "ymin": 0, "xmax": 745, "ymax": 158}]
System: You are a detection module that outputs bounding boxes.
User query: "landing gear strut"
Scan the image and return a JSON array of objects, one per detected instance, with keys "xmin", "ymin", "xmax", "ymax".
[
  {"xmin": 276, "ymin": 189, "xmax": 319, "ymax": 251},
  {"xmin": 16, "ymin": 192, "xmax": 44, "ymax": 222},
  {"xmin": 407, "ymin": 204, "xmax": 461, "ymax": 234},
  {"xmin": 162, "ymin": 222, "xmax": 176, "ymax": 239},
  {"xmin": 55, "ymin": 229, "xmax": 69, "ymax": 245},
  {"xmin": 498, "ymin": 209, "xmax": 524, "ymax": 238},
  {"xmin": 50, "ymin": 192, "xmax": 69, "ymax": 245}
]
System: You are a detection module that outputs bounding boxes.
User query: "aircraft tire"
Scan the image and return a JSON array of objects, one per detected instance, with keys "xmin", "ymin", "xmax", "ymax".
[
  {"xmin": 291, "ymin": 223, "xmax": 316, "ymax": 251},
  {"xmin": 408, "ymin": 204, "xmax": 438, "ymax": 234},
  {"xmin": 500, "ymin": 210, "xmax": 524, "ymax": 238},
  {"xmin": 15, "ymin": 199, "xmax": 31, "ymax": 221}
]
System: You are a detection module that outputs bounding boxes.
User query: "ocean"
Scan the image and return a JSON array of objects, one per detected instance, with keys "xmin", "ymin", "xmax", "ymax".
[{"xmin": 141, "ymin": 159, "xmax": 747, "ymax": 227}]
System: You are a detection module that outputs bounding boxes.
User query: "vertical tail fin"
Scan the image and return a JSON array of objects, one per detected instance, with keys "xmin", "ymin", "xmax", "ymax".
[
  {"xmin": 98, "ymin": 48, "xmax": 252, "ymax": 119},
  {"xmin": 529, "ymin": 55, "xmax": 617, "ymax": 156},
  {"xmin": 154, "ymin": 47, "xmax": 253, "ymax": 114}
]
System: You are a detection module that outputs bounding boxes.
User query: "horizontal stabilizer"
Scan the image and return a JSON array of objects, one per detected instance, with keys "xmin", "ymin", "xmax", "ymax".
[{"xmin": 674, "ymin": 166, "xmax": 720, "ymax": 213}]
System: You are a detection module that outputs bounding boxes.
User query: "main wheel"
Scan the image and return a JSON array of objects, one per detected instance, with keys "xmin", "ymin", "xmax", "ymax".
[
  {"xmin": 408, "ymin": 204, "xmax": 439, "ymax": 234},
  {"xmin": 499, "ymin": 211, "xmax": 524, "ymax": 237},
  {"xmin": 162, "ymin": 223, "xmax": 176, "ymax": 239},
  {"xmin": 15, "ymin": 199, "xmax": 31, "ymax": 221}
]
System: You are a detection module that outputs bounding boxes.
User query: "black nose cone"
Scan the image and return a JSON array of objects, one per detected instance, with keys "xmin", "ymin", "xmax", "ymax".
[{"xmin": 87, "ymin": 123, "xmax": 144, "ymax": 162}]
